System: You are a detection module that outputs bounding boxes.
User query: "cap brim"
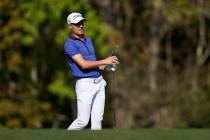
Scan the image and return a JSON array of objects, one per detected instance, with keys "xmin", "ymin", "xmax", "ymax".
[{"xmin": 71, "ymin": 17, "xmax": 86, "ymax": 24}]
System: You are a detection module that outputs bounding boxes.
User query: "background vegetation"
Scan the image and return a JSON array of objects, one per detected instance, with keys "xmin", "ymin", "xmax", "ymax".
[{"xmin": 0, "ymin": 0, "xmax": 210, "ymax": 129}]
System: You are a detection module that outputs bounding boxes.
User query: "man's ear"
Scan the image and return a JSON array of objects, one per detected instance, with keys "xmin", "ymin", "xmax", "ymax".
[{"xmin": 67, "ymin": 24, "xmax": 72, "ymax": 30}]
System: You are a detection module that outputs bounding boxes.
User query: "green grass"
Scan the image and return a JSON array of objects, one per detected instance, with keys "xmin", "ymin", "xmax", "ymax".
[{"xmin": 0, "ymin": 128, "xmax": 209, "ymax": 140}]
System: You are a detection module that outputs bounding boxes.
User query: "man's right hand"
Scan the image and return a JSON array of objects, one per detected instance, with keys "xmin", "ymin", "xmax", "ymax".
[{"xmin": 103, "ymin": 56, "xmax": 118, "ymax": 65}]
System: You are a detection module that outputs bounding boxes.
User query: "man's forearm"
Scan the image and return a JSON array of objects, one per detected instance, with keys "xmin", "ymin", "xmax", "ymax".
[
  {"xmin": 79, "ymin": 59, "xmax": 105, "ymax": 69},
  {"xmin": 72, "ymin": 54, "xmax": 118, "ymax": 70}
]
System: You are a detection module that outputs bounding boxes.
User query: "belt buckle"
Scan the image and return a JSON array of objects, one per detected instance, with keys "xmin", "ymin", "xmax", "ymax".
[{"xmin": 94, "ymin": 76, "xmax": 102, "ymax": 84}]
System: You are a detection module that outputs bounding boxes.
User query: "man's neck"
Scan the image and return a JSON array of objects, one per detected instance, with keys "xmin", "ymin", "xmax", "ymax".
[{"xmin": 72, "ymin": 34, "xmax": 84, "ymax": 41}]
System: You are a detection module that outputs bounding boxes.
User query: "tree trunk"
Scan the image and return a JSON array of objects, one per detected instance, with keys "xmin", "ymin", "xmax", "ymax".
[
  {"xmin": 192, "ymin": 0, "xmax": 206, "ymax": 92},
  {"xmin": 149, "ymin": 4, "xmax": 161, "ymax": 94},
  {"xmin": 149, "ymin": 36, "xmax": 159, "ymax": 93},
  {"xmin": 0, "ymin": 50, "xmax": 2, "ymax": 70}
]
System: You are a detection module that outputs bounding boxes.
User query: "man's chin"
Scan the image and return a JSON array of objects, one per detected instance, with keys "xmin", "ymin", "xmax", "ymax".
[{"xmin": 79, "ymin": 32, "xmax": 84, "ymax": 36}]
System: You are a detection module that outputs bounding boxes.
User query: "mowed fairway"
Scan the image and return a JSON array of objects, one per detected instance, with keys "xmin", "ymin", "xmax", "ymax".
[{"xmin": 0, "ymin": 128, "xmax": 209, "ymax": 140}]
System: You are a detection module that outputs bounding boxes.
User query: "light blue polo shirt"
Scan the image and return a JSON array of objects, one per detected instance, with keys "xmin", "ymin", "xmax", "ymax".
[{"xmin": 64, "ymin": 36, "xmax": 101, "ymax": 78}]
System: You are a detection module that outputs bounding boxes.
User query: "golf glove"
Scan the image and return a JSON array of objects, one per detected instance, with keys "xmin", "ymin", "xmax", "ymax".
[{"xmin": 105, "ymin": 61, "xmax": 119, "ymax": 72}]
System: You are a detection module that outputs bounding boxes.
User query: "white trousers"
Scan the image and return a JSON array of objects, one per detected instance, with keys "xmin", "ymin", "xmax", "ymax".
[{"xmin": 67, "ymin": 76, "xmax": 106, "ymax": 130}]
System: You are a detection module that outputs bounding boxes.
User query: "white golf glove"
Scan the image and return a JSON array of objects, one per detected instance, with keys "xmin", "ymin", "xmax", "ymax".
[{"xmin": 105, "ymin": 61, "xmax": 119, "ymax": 72}]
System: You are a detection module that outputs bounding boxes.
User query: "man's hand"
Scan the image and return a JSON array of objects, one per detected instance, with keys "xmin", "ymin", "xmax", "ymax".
[
  {"xmin": 103, "ymin": 56, "xmax": 118, "ymax": 65},
  {"xmin": 99, "ymin": 56, "xmax": 119, "ymax": 71}
]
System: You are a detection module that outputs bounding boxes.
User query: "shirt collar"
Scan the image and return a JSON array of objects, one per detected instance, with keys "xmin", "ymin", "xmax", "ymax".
[{"xmin": 70, "ymin": 35, "xmax": 87, "ymax": 41}]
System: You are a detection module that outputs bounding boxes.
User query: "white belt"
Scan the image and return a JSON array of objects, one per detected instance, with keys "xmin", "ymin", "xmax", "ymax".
[
  {"xmin": 93, "ymin": 76, "xmax": 103, "ymax": 84},
  {"xmin": 76, "ymin": 76, "xmax": 103, "ymax": 84}
]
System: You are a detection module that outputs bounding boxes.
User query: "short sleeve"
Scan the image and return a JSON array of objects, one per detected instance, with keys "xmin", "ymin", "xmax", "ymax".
[{"xmin": 64, "ymin": 41, "xmax": 80, "ymax": 57}]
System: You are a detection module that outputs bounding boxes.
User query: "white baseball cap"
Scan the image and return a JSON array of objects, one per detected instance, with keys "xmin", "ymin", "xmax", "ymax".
[{"xmin": 67, "ymin": 12, "xmax": 86, "ymax": 24}]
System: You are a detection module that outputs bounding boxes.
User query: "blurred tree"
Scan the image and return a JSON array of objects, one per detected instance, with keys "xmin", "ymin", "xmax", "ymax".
[
  {"xmin": 0, "ymin": 0, "xmax": 55, "ymax": 128},
  {"xmin": 91, "ymin": 0, "xmax": 210, "ymax": 128},
  {"xmin": 1, "ymin": 0, "xmax": 210, "ymax": 129},
  {"xmin": 0, "ymin": 0, "xmax": 111, "ymax": 128},
  {"xmin": 192, "ymin": 0, "xmax": 210, "ymax": 91}
]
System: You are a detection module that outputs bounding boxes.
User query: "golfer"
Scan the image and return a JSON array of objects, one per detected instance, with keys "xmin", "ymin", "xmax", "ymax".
[{"xmin": 64, "ymin": 12, "xmax": 118, "ymax": 130}]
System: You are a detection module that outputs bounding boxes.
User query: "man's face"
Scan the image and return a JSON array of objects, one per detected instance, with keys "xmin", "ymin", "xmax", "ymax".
[{"xmin": 69, "ymin": 20, "xmax": 85, "ymax": 36}]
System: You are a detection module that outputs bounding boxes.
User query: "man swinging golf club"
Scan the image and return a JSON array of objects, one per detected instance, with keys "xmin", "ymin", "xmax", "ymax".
[{"xmin": 64, "ymin": 12, "xmax": 119, "ymax": 130}]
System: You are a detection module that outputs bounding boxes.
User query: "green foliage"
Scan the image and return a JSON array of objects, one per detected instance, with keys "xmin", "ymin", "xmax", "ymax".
[
  {"xmin": 176, "ymin": 90, "xmax": 210, "ymax": 128},
  {"xmin": 0, "ymin": 98, "xmax": 53, "ymax": 128},
  {"xmin": 55, "ymin": 29, "xmax": 69, "ymax": 47},
  {"xmin": 163, "ymin": 0, "xmax": 195, "ymax": 23},
  {"xmin": 85, "ymin": 10, "xmax": 110, "ymax": 56},
  {"xmin": 0, "ymin": 0, "xmax": 111, "ymax": 128},
  {"xmin": 47, "ymin": 72, "xmax": 75, "ymax": 101}
]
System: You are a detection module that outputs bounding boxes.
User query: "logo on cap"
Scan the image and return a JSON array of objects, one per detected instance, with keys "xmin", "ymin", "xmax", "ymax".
[
  {"xmin": 73, "ymin": 14, "xmax": 82, "ymax": 20},
  {"xmin": 67, "ymin": 12, "xmax": 86, "ymax": 24}
]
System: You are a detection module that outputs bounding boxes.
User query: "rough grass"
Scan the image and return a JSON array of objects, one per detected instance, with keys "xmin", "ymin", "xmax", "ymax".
[{"xmin": 0, "ymin": 128, "xmax": 209, "ymax": 140}]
